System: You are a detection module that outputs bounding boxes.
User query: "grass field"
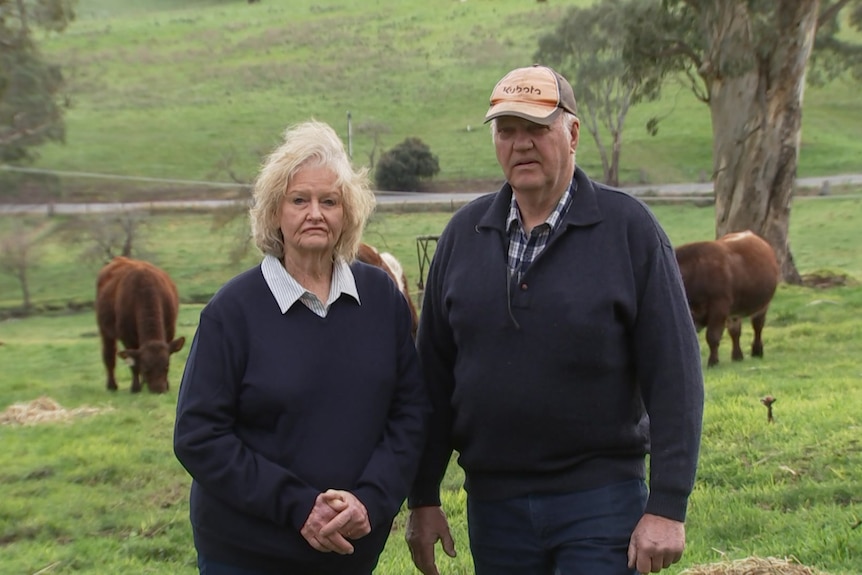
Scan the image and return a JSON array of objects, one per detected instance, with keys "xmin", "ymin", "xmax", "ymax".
[
  {"xmin": 10, "ymin": 0, "xmax": 860, "ymax": 200},
  {"xmin": 2, "ymin": 0, "xmax": 861, "ymax": 572},
  {"xmin": 1, "ymin": 194, "xmax": 861, "ymax": 574},
  {"xmin": 2, "ymin": 190, "xmax": 861, "ymax": 314}
]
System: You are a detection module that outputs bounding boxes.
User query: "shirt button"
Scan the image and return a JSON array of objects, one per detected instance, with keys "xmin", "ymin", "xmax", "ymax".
[{"xmin": 520, "ymin": 283, "xmax": 528, "ymax": 291}]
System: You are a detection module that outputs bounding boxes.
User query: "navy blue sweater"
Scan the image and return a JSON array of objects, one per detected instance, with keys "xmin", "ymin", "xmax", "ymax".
[
  {"xmin": 409, "ymin": 168, "xmax": 704, "ymax": 523},
  {"xmin": 174, "ymin": 262, "xmax": 428, "ymax": 574}
]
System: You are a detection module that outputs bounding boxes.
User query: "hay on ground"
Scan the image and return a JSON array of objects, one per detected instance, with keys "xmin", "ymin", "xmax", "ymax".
[
  {"xmin": 0, "ymin": 396, "xmax": 112, "ymax": 425},
  {"xmin": 681, "ymin": 556, "xmax": 829, "ymax": 574}
]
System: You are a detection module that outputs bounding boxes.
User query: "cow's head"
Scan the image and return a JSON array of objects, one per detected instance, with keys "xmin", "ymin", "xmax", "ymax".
[{"xmin": 119, "ymin": 337, "xmax": 186, "ymax": 393}]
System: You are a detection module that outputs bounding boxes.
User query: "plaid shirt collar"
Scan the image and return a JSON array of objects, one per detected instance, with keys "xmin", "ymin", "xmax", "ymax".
[
  {"xmin": 505, "ymin": 182, "xmax": 575, "ymax": 281},
  {"xmin": 506, "ymin": 182, "xmax": 575, "ymax": 235}
]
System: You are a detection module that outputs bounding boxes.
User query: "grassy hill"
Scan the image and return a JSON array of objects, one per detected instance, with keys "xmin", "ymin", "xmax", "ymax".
[{"xmin": 21, "ymin": 0, "xmax": 862, "ymax": 197}]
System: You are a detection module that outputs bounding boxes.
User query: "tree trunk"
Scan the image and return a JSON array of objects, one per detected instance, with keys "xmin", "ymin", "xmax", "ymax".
[
  {"xmin": 609, "ymin": 132, "xmax": 621, "ymax": 187},
  {"xmin": 707, "ymin": 1, "xmax": 819, "ymax": 284},
  {"xmin": 20, "ymin": 269, "xmax": 31, "ymax": 312},
  {"xmin": 582, "ymin": 108, "xmax": 612, "ymax": 185}
]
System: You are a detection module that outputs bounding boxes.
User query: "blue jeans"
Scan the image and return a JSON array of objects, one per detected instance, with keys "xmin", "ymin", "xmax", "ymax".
[
  {"xmin": 197, "ymin": 555, "xmax": 275, "ymax": 575},
  {"xmin": 467, "ymin": 479, "xmax": 647, "ymax": 575}
]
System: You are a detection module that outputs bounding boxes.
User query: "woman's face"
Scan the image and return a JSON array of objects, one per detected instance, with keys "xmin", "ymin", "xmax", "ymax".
[{"xmin": 279, "ymin": 165, "xmax": 344, "ymax": 260}]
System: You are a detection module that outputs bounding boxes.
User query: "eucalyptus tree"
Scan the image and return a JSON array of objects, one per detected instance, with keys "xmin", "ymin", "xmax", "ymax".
[
  {"xmin": 0, "ymin": 0, "xmax": 75, "ymax": 164},
  {"xmin": 624, "ymin": 0, "xmax": 862, "ymax": 282},
  {"xmin": 535, "ymin": 0, "xmax": 661, "ymax": 187}
]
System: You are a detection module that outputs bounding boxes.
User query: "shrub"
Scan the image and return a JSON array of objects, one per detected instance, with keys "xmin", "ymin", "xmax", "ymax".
[{"xmin": 374, "ymin": 137, "xmax": 440, "ymax": 191}]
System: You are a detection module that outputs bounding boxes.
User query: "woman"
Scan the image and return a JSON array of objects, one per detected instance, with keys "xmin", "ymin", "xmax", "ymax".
[{"xmin": 174, "ymin": 120, "xmax": 429, "ymax": 575}]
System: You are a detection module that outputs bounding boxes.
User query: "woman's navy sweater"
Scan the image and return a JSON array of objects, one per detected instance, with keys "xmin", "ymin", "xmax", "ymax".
[{"xmin": 174, "ymin": 261, "xmax": 428, "ymax": 574}]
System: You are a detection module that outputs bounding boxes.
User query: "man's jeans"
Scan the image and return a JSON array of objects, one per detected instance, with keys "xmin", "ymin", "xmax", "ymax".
[
  {"xmin": 467, "ymin": 479, "xmax": 647, "ymax": 575},
  {"xmin": 197, "ymin": 555, "xmax": 274, "ymax": 575}
]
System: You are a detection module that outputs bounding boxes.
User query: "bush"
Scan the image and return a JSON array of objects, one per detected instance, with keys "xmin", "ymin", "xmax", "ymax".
[{"xmin": 374, "ymin": 137, "xmax": 440, "ymax": 191}]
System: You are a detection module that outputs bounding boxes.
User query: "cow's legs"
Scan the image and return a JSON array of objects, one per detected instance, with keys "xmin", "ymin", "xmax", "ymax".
[
  {"xmin": 705, "ymin": 317, "xmax": 725, "ymax": 367},
  {"xmin": 727, "ymin": 317, "xmax": 744, "ymax": 361},
  {"xmin": 101, "ymin": 336, "xmax": 118, "ymax": 391},
  {"xmin": 750, "ymin": 310, "xmax": 767, "ymax": 358},
  {"xmin": 130, "ymin": 364, "xmax": 142, "ymax": 393}
]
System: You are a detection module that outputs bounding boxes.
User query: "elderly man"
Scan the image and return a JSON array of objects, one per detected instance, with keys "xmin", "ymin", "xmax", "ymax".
[{"xmin": 405, "ymin": 65, "xmax": 704, "ymax": 575}]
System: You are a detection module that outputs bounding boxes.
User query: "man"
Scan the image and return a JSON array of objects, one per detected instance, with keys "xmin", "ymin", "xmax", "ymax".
[{"xmin": 405, "ymin": 65, "xmax": 704, "ymax": 575}]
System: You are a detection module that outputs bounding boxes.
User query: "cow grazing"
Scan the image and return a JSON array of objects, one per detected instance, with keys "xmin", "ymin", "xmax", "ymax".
[
  {"xmin": 95, "ymin": 257, "xmax": 185, "ymax": 393},
  {"xmin": 675, "ymin": 230, "xmax": 780, "ymax": 367},
  {"xmin": 356, "ymin": 242, "xmax": 419, "ymax": 338}
]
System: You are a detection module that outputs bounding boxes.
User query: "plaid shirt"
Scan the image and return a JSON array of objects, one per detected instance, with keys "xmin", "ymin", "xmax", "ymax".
[{"xmin": 506, "ymin": 183, "xmax": 575, "ymax": 281}]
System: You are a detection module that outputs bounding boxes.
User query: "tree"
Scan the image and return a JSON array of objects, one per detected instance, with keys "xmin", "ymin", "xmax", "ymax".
[
  {"xmin": 77, "ymin": 212, "xmax": 150, "ymax": 263},
  {"xmin": 0, "ymin": 220, "xmax": 49, "ymax": 313},
  {"xmin": 535, "ymin": 0, "xmax": 661, "ymax": 186},
  {"xmin": 356, "ymin": 119, "xmax": 391, "ymax": 169},
  {"xmin": 623, "ymin": 0, "xmax": 862, "ymax": 283},
  {"xmin": 374, "ymin": 137, "xmax": 440, "ymax": 192},
  {"xmin": 55, "ymin": 210, "xmax": 154, "ymax": 264},
  {"xmin": 0, "ymin": 0, "xmax": 75, "ymax": 164}
]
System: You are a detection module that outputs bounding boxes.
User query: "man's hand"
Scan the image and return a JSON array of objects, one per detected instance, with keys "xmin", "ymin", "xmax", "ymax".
[
  {"xmin": 627, "ymin": 513, "xmax": 685, "ymax": 573},
  {"xmin": 405, "ymin": 506, "xmax": 456, "ymax": 575},
  {"xmin": 300, "ymin": 489, "xmax": 369, "ymax": 555}
]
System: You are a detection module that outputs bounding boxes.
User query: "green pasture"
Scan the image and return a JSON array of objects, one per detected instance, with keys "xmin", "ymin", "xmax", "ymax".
[
  {"xmin": 2, "ymin": 0, "xmax": 861, "ymax": 571},
  {"xmin": 20, "ymin": 0, "xmax": 862, "ymax": 195},
  {"xmin": 1, "ymin": 194, "xmax": 861, "ymax": 574},
  {"xmin": 2, "ymin": 191, "xmax": 861, "ymax": 314}
]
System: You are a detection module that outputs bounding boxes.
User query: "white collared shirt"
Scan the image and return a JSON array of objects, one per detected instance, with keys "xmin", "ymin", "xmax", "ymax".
[{"xmin": 260, "ymin": 254, "xmax": 360, "ymax": 318}]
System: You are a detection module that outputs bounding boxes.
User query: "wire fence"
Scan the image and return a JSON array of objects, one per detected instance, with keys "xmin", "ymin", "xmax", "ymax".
[{"xmin": 2, "ymin": 164, "xmax": 861, "ymax": 217}]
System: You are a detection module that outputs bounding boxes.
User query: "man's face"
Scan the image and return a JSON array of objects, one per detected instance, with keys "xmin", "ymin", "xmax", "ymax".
[{"xmin": 493, "ymin": 114, "xmax": 579, "ymax": 196}]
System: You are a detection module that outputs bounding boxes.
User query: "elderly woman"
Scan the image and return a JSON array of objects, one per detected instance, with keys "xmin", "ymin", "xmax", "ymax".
[{"xmin": 174, "ymin": 120, "xmax": 429, "ymax": 575}]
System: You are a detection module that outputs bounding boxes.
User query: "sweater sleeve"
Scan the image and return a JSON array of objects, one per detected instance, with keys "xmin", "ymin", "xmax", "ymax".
[
  {"xmin": 173, "ymin": 307, "xmax": 320, "ymax": 530},
  {"xmin": 408, "ymin": 232, "xmax": 458, "ymax": 508},
  {"xmin": 633, "ymin": 239, "xmax": 705, "ymax": 522},
  {"xmin": 352, "ymin": 294, "xmax": 431, "ymax": 527}
]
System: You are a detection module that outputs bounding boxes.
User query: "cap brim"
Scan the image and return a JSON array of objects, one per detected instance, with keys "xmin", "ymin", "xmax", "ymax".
[{"xmin": 484, "ymin": 104, "xmax": 561, "ymax": 126}]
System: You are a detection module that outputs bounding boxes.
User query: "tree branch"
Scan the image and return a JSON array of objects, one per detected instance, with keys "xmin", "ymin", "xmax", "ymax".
[
  {"xmin": 818, "ymin": 0, "xmax": 855, "ymax": 31},
  {"xmin": 0, "ymin": 121, "xmax": 54, "ymax": 145},
  {"xmin": 15, "ymin": 0, "xmax": 30, "ymax": 33}
]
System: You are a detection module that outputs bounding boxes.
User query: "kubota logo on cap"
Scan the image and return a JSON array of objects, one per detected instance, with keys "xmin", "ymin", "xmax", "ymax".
[{"xmin": 501, "ymin": 84, "xmax": 543, "ymax": 96}]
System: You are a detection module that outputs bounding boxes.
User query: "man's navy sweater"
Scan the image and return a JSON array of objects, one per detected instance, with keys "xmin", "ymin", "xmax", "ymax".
[
  {"xmin": 409, "ymin": 168, "xmax": 704, "ymax": 523},
  {"xmin": 174, "ymin": 261, "xmax": 428, "ymax": 574}
]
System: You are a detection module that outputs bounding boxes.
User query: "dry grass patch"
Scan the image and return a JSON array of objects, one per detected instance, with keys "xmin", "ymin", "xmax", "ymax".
[
  {"xmin": 681, "ymin": 556, "xmax": 830, "ymax": 574},
  {"xmin": 0, "ymin": 396, "xmax": 112, "ymax": 425},
  {"xmin": 800, "ymin": 270, "xmax": 856, "ymax": 288}
]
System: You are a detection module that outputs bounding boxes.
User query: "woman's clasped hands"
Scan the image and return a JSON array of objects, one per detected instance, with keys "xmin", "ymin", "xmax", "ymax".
[{"xmin": 300, "ymin": 489, "xmax": 371, "ymax": 555}]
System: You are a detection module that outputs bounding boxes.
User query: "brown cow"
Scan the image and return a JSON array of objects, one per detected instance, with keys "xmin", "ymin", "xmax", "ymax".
[
  {"xmin": 675, "ymin": 230, "xmax": 780, "ymax": 367},
  {"xmin": 95, "ymin": 257, "xmax": 185, "ymax": 393},
  {"xmin": 356, "ymin": 242, "xmax": 419, "ymax": 338}
]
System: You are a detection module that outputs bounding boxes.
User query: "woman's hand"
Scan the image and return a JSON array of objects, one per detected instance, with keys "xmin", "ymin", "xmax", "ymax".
[{"xmin": 300, "ymin": 489, "xmax": 370, "ymax": 555}]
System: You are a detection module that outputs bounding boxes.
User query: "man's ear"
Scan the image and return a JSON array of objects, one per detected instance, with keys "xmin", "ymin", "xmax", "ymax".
[{"xmin": 570, "ymin": 117, "xmax": 580, "ymax": 153}]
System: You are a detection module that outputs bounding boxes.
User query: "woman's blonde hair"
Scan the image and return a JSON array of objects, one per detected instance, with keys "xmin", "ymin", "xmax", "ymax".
[{"xmin": 249, "ymin": 120, "xmax": 376, "ymax": 261}]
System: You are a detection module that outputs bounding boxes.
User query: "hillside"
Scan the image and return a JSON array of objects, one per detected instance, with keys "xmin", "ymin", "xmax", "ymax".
[{"xmin": 14, "ymin": 0, "xmax": 862, "ymax": 197}]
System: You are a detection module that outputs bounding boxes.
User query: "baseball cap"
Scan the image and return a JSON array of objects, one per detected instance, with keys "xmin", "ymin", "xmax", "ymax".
[{"xmin": 484, "ymin": 65, "xmax": 578, "ymax": 125}]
